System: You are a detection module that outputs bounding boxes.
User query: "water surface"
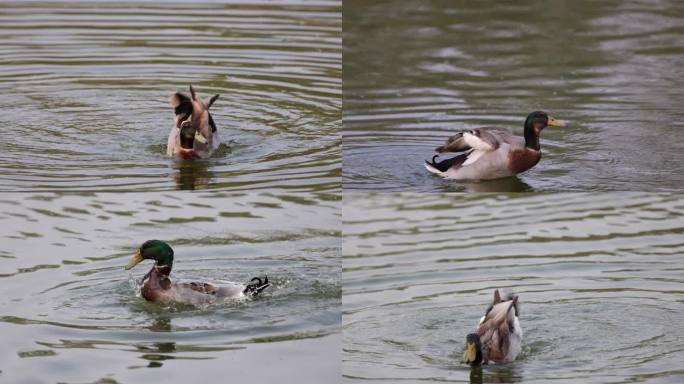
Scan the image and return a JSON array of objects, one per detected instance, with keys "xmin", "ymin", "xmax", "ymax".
[
  {"xmin": 0, "ymin": 192, "xmax": 340, "ymax": 382},
  {"xmin": 343, "ymin": 0, "xmax": 684, "ymax": 191},
  {"xmin": 343, "ymin": 193, "xmax": 684, "ymax": 383},
  {"xmin": 0, "ymin": 0, "xmax": 341, "ymax": 192}
]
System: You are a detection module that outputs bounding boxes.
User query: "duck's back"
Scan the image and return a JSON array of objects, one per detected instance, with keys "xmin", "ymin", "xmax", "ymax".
[{"xmin": 476, "ymin": 299, "xmax": 521, "ymax": 363}]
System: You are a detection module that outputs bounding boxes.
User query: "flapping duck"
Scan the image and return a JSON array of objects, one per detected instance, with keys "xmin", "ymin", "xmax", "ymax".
[
  {"xmin": 125, "ymin": 240, "xmax": 270, "ymax": 306},
  {"xmin": 167, "ymin": 85, "xmax": 220, "ymax": 159},
  {"xmin": 425, "ymin": 111, "xmax": 565, "ymax": 180}
]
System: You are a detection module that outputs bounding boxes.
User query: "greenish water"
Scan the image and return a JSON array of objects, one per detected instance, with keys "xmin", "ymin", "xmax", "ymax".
[
  {"xmin": 343, "ymin": 0, "xmax": 684, "ymax": 192},
  {"xmin": 0, "ymin": 0, "xmax": 341, "ymax": 192},
  {"xmin": 0, "ymin": 192, "xmax": 341, "ymax": 382},
  {"xmin": 343, "ymin": 193, "xmax": 684, "ymax": 383}
]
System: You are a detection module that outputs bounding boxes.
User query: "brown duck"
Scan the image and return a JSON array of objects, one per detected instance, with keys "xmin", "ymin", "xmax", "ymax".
[
  {"xmin": 125, "ymin": 240, "xmax": 270, "ymax": 306},
  {"xmin": 462, "ymin": 290, "xmax": 522, "ymax": 366},
  {"xmin": 167, "ymin": 85, "xmax": 220, "ymax": 159},
  {"xmin": 425, "ymin": 111, "xmax": 565, "ymax": 180}
]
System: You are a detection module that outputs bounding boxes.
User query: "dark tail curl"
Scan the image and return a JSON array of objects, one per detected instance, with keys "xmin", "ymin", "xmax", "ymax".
[
  {"xmin": 425, "ymin": 153, "xmax": 468, "ymax": 172},
  {"xmin": 243, "ymin": 276, "xmax": 271, "ymax": 296}
]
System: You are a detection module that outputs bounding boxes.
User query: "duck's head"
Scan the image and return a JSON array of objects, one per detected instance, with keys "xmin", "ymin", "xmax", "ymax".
[
  {"xmin": 169, "ymin": 85, "xmax": 219, "ymax": 135},
  {"xmin": 179, "ymin": 120, "xmax": 208, "ymax": 150},
  {"xmin": 463, "ymin": 333, "xmax": 483, "ymax": 366},
  {"xmin": 523, "ymin": 111, "xmax": 565, "ymax": 150},
  {"xmin": 125, "ymin": 240, "xmax": 174, "ymax": 272}
]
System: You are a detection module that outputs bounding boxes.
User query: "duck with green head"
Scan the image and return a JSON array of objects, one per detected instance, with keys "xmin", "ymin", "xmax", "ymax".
[
  {"xmin": 125, "ymin": 240, "xmax": 270, "ymax": 305},
  {"xmin": 462, "ymin": 290, "xmax": 522, "ymax": 366},
  {"xmin": 425, "ymin": 111, "xmax": 566, "ymax": 180}
]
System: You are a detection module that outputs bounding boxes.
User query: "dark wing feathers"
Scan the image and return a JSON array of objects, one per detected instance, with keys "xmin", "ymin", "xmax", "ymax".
[
  {"xmin": 426, "ymin": 153, "xmax": 470, "ymax": 172},
  {"xmin": 208, "ymin": 113, "xmax": 217, "ymax": 133}
]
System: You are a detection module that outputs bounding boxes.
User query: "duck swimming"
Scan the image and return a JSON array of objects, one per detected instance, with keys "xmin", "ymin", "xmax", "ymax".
[
  {"xmin": 167, "ymin": 85, "xmax": 220, "ymax": 159},
  {"xmin": 462, "ymin": 290, "xmax": 522, "ymax": 366},
  {"xmin": 125, "ymin": 240, "xmax": 270, "ymax": 305},
  {"xmin": 425, "ymin": 111, "xmax": 565, "ymax": 180}
]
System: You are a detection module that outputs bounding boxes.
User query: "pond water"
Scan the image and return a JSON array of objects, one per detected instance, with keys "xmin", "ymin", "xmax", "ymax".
[
  {"xmin": 343, "ymin": 192, "xmax": 684, "ymax": 383},
  {"xmin": 343, "ymin": 0, "xmax": 684, "ymax": 192},
  {"xmin": 0, "ymin": 0, "xmax": 341, "ymax": 192},
  {"xmin": 0, "ymin": 192, "xmax": 340, "ymax": 382}
]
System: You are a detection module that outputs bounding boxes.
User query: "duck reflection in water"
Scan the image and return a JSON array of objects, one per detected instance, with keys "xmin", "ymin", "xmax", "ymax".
[
  {"xmin": 131, "ymin": 336, "xmax": 176, "ymax": 369},
  {"xmin": 448, "ymin": 176, "xmax": 533, "ymax": 193},
  {"xmin": 469, "ymin": 365, "xmax": 523, "ymax": 384},
  {"xmin": 470, "ymin": 366, "xmax": 483, "ymax": 384},
  {"xmin": 172, "ymin": 159, "xmax": 214, "ymax": 190},
  {"xmin": 148, "ymin": 316, "xmax": 172, "ymax": 332},
  {"xmin": 141, "ymin": 342, "xmax": 176, "ymax": 369}
]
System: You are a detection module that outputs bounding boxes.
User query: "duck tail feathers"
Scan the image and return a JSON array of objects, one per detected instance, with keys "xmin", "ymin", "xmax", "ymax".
[
  {"xmin": 425, "ymin": 153, "xmax": 469, "ymax": 173},
  {"xmin": 243, "ymin": 275, "xmax": 271, "ymax": 296},
  {"xmin": 424, "ymin": 155, "xmax": 444, "ymax": 174},
  {"xmin": 508, "ymin": 294, "xmax": 519, "ymax": 316}
]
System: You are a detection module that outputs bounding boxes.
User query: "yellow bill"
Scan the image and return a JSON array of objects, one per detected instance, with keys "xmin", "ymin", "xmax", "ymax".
[
  {"xmin": 463, "ymin": 341, "xmax": 476, "ymax": 364},
  {"xmin": 194, "ymin": 131, "xmax": 208, "ymax": 144},
  {"xmin": 547, "ymin": 116, "xmax": 566, "ymax": 127},
  {"xmin": 125, "ymin": 250, "xmax": 144, "ymax": 270}
]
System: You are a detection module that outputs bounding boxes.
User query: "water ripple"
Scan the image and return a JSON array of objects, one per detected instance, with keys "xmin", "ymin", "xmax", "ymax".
[
  {"xmin": 0, "ymin": 1, "xmax": 341, "ymax": 192},
  {"xmin": 343, "ymin": 192, "xmax": 684, "ymax": 383},
  {"xmin": 343, "ymin": 0, "xmax": 684, "ymax": 192},
  {"xmin": 0, "ymin": 192, "xmax": 340, "ymax": 382}
]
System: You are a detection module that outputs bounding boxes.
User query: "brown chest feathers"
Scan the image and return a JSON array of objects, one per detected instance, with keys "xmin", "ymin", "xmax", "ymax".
[
  {"xmin": 508, "ymin": 149, "xmax": 541, "ymax": 174},
  {"xmin": 141, "ymin": 266, "xmax": 172, "ymax": 302}
]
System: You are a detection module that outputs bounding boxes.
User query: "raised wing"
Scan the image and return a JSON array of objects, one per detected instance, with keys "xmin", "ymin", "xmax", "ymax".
[
  {"xmin": 436, "ymin": 127, "xmax": 512, "ymax": 153},
  {"xmin": 169, "ymin": 92, "xmax": 193, "ymax": 128},
  {"xmin": 477, "ymin": 297, "xmax": 518, "ymax": 363}
]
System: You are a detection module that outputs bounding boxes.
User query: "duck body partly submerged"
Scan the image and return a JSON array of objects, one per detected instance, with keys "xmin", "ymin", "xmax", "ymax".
[
  {"xmin": 126, "ymin": 240, "xmax": 269, "ymax": 306},
  {"xmin": 425, "ymin": 111, "xmax": 565, "ymax": 181},
  {"xmin": 166, "ymin": 85, "xmax": 221, "ymax": 159},
  {"xmin": 463, "ymin": 289, "xmax": 523, "ymax": 365}
]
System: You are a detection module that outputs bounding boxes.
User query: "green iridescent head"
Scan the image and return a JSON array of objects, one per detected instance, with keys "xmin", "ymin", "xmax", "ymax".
[
  {"xmin": 125, "ymin": 240, "xmax": 174, "ymax": 270},
  {"xmin": 523, "ymin": 111, "xmax": 565, "ymax": 149}
]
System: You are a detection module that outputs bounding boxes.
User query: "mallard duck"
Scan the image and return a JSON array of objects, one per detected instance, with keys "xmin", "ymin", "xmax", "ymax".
[
  {"xmin": 462, "ymin": 290, "xmax": 522, "ymax": 366},
  {"xmin": 167, "ymin": 85, "xmax": 220, "ymax": 159},
  {"xmin": 125, "ymin": 240, "xmax": 270, "ymax": 305},
  {"xmin": 425, "ymin": 111, "xmax": 565, "ymax": 180}
]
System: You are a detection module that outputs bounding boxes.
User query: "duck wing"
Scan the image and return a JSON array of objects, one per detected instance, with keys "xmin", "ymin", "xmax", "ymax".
[
  {"xmin": 436, "ymin": 127, "xmax": 512, "ymax": 153},
  {"xmin": 172, "ymin": 276, "xmax": 270, "ymax": 300},
  {"xmin": 169, "ymin": 92, "xmax": 193, "ymax": 128},
  {"xmin": 477, "ymin": 297, "xmax": 518, "ymax": 363},
  {"xmin": 179, "ymin": 281, "xmax": 219, "ymax": 295},
  {"xmin": 426, "ymin": 128, "xmax": 517, "ymax": 175}
]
